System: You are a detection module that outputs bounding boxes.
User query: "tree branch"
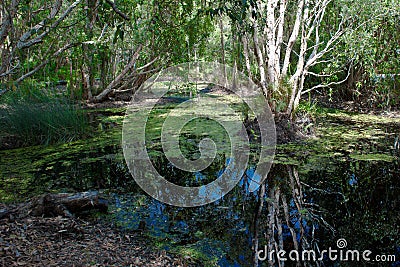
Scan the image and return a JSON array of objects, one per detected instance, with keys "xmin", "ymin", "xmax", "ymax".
[
  {"xmin": 301, "ymin": 62, "xmax": 352, "ymax": 94},
  {"xmin": 281, "ymin": 0, "xmax": 304, "ymax": 77},
  {"xmin": 305, "ymin": 71, "xmax": 333, "ymax": 77},
  {"xmin": 136, "ymin": 56, "xmax": 159, "ymax": 71},
  {"xmin": 251, "ymin": 2, "xmax": 268, "ymax": 95},
  {"xmin": 17, "ymin": 0, "xmax": 82, "ymax": 49},
  {"xmin": 15, "ymin": 43, "xmax": 80, "ymax": 83},
  {"xmin": 0, "ymin": 57, "xmax": 20, "ymax": 78},
  {"xmin": 0, "ymin": 0, "xmax": 19, "ymax": 45},
  {"xmin": 105, "ymin": 0, "xmax": 130, "ymax": 21},
  {"xmin": 136, "ymin": 67, "xmax": 160, "ymax": 76},
  {"xmin": 93, "ymin": 44, "xmax": 142, "ymax": 102},
  {"xmin": 304, "ymin": 21, "xmax": 344, "ymax": 70},
  {"xmin": 17, "ymin": 0, "xmax": 62, "ymax": 48}
]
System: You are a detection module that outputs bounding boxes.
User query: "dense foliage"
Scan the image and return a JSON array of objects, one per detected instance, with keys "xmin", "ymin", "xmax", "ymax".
[{"xmin": 0, "ymin": 0, "xmax": 398, "ymax": 110}]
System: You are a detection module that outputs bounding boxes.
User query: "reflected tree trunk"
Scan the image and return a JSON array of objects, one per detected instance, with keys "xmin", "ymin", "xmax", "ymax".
[
  {"xmin": 252, "ymin": 182, "xmax": 266, "ymax": 267},
  {"xmin": 252, "ymin": 165, "xmax": 323, "ymax": 267}
]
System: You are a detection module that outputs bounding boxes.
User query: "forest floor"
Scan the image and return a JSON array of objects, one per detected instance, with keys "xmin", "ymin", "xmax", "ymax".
[{"xmin": 0, "ymin": 205, "xmax": 196, "ymax": 267}]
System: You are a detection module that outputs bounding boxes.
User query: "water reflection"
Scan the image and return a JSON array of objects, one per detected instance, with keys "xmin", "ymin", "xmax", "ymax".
[
  {"xmin": 2, "ymin": 141, "xmax": 399, "ymax": 266},
  {"xmin": 251, "ymin": 165, "xmax": 321, "ymax": 267}
]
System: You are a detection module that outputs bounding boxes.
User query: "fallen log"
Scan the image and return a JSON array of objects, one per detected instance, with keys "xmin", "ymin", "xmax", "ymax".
[{"xmin": 29, "ymin": 191, "xmax": 108, "ymax": 217}]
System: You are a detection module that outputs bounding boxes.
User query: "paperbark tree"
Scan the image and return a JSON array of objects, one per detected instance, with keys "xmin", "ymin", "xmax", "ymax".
[
  {"xmin": 223, "ymin": 0, "xmax": 348, "ymax": 115},
  {"xmin": 0, "ymin": 0, "xmax": 136, "ymax": 96},
  {"xmin": 93, "ymin": 44, "xmax": 143, "ymax": 102},
  {"xmin": 0, "ymin": 0, "xmax": 82, "ymax": 84},
  {"xmin": 266, "ymin": 0, "xmax": 346, "ymax": 114}
]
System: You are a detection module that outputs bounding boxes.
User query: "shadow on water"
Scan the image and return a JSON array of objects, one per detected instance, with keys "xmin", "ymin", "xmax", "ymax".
[{"xmin": 0, "ymin": 110, "xmax": 399, "ymax": 266}]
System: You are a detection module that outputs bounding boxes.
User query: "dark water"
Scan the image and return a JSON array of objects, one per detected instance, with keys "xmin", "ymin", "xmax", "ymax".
[{"xmin": 3, "ymin": 141, "xmax": 397, "ymax": 266}]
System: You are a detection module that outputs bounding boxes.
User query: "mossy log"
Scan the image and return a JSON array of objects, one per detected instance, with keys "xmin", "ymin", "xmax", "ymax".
[{"xmin": 29, "ymin": 191, "xmax": 108, "ymax": 217}]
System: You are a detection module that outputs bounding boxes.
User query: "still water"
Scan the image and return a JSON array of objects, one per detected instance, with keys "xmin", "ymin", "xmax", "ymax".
[{"xmin": 0, "ymin": 109, "xmax": 399, "ymax": 266}]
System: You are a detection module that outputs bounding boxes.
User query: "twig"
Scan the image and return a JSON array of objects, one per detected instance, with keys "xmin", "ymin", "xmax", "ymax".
[{"xmin": 105, "ymin": 0, "xmax": 130, "ymax": 21}]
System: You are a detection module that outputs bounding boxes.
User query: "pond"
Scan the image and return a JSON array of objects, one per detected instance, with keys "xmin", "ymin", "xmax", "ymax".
[{"xmin": 0, "ymin": 103, "xmax": 399, "ymax": 267}]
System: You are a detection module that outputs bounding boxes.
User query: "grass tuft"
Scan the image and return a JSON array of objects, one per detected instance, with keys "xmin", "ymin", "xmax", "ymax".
[{"xmin": 0, "ymin": 87, "xmax": 89, "ymax": 147}]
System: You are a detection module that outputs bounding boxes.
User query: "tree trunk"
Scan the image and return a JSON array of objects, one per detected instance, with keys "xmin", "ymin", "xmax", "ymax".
[
  {"xmin": 242, "ymin": 33, "xmax": 252, "ymax": 80},
  {"xmin": 219, "ymin": 15, "xmax": 227, "ymax": 85},
  {"xmin": 252, "ymin": 5, "xmax": 268, "ymax": 97},
  {"xmin": 93, "ymin": 44, "xmax": 142, "ymax": 102},
  {"xmin": 265, "ymin": 0, "xmax": 277, "ymax": 89},
  {"xmin": 82, "ymin": 43, "xmax": 94, "ymax": 100},
  {"xmin": 0, "ymin": 192, "xmax": 108, "ymax": 220}
]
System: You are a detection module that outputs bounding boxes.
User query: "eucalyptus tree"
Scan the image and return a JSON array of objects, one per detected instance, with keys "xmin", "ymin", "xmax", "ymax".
[
  {"xmin": 329, "ymin": 0, "xmax": 400, "ymax": 108},
  {"xmin": 0, "ymin": 0, "xmax": 215, "ymax": 100},
  {"xmin": 92, "ymin": 0, "xmax": 214, "ymax": 101},
  {"xmin": 213, "ymin": 0, "xmax": 350, "ymax": 115},
  {"xmin": 0, "ymin": 0, "xmax": 83, "ymax": 86}
]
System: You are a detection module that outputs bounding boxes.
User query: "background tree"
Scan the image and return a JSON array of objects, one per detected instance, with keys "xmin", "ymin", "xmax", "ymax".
[
  {"xmin": 1, "ymin": 0, "xmax": 399, "ymax": 110},
  {"xmin": 326, "ymin": 0, "xmax": 400, "ymax": 109}
]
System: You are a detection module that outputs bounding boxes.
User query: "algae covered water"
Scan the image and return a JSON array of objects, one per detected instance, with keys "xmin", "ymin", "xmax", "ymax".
[{"xmin": 1, "ymin": 107, "xmax": 399, "ymax": 266}]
